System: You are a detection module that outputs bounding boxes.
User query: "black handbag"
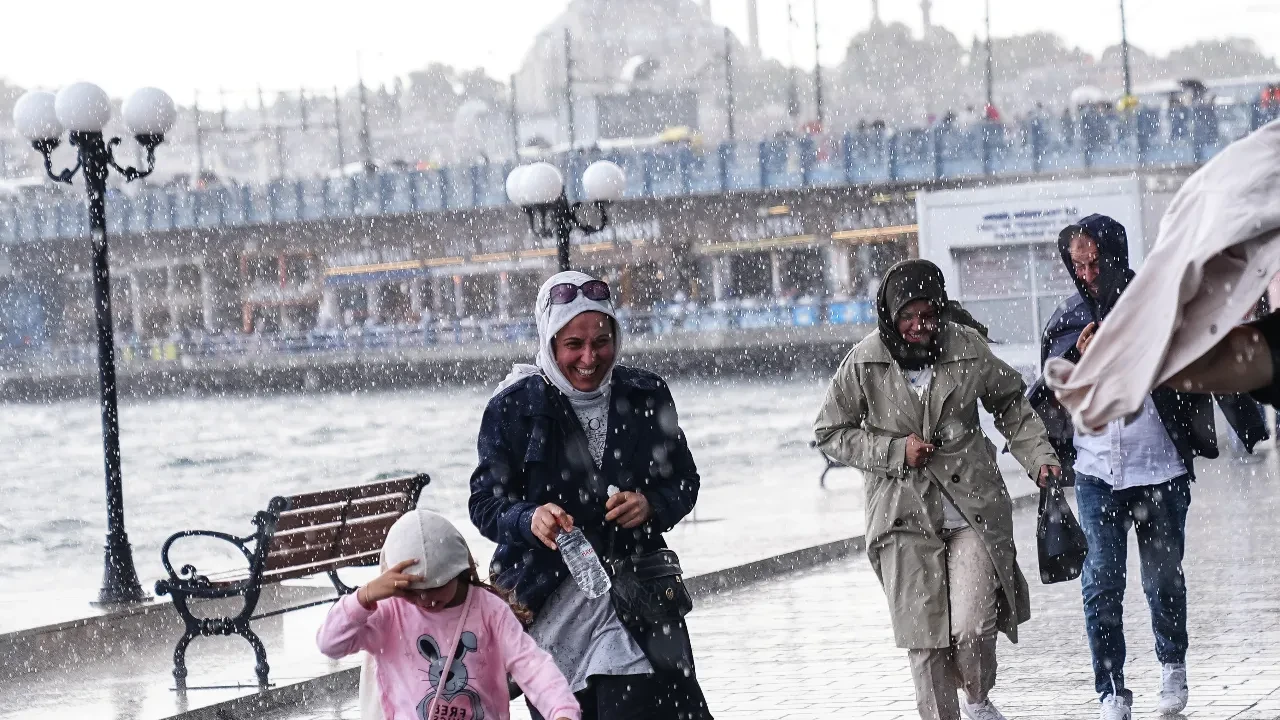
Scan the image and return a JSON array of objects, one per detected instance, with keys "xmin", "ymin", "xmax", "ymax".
[
  {"xmin": 606, "ymin": 541, "xmax": 696, "ymax": 675},
  {"xmin": 1037, "ymin": 477, "xmax": 1089, "ymax": 584}
]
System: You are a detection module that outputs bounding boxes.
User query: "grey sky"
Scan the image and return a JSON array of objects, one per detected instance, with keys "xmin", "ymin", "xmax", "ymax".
[{"xmin": 3, "ymin": 0, "xmax": 1278, "ymax": 105}]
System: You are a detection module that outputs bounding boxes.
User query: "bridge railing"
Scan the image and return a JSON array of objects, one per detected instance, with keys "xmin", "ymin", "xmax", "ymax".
[
  {"xmin": 2, "ymin": 102, "xmax": 1277, "ymax": 245},
  {"xmin": 5, "ymin": 298, "xmax": 879, "ymax": 371}
]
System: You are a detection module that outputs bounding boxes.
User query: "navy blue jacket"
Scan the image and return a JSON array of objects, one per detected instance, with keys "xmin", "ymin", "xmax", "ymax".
[
  {"xmin": 1029, "ymin": 214, "xmax": 1269, "ymax": 479},
  {"xmin": 468, "ymin": 365, "xmax": 700, "ymax": 615}
]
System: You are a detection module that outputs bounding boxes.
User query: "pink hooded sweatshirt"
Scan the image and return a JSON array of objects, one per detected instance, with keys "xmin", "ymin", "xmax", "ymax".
[{"xmin": 317, "ymin": 588, "xmax": 580, "ymax": 720}]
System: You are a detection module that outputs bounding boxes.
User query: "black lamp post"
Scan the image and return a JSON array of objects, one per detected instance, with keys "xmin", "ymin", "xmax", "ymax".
[
  {"xmin": 1120, "ymin": 0, "xmax": 1133, "ymax": 100},
  {"xmin": 14, "ymin": 83, "xmax": 176, "ymax": 604},
  {"xmin": 984, "ymin": 0, "xmax": 995, "ymax": 112},
  {"xmin": 813, "ymin": 0, "xmax": 825, "ymax": 129},
  {"xmin": 507, "ymin": 160, "xmax": 626, "ymax": 271}
]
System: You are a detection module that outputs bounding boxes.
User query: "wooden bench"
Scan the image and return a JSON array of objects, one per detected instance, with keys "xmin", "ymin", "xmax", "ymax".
[
  {"xmin": 810, "ymin": 440, "xmax": 848, "ymax": 488},
  {"xmin": 154, "ymin": 473, "xmax": 430, "ymax": 686}
]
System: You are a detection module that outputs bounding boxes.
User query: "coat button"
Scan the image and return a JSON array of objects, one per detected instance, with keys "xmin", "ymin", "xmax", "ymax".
[
  {"xmin": 951, "ymin": 475, "xmax": 960, "ymax": 483},
  {"xmin": 974, "ymin": 514, "xmax": 983, "ymax": 523},
  {"xmin": 892, "ymin": 518, "xmax": 904, "ymax": 527}
]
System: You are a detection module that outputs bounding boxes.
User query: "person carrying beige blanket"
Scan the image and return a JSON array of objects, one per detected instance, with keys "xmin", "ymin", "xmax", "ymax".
[{"xmin": 1042, "ymin": 118, "xmax": 1280, "ymax": 429}]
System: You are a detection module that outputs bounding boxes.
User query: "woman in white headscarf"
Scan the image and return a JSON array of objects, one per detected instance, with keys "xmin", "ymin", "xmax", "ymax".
[{"xmin": 469, "ymin": 271, "xmax": 712, "ymax": 720}]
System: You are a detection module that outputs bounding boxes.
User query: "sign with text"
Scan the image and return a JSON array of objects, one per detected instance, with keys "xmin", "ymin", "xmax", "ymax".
[
  {"xmin": 325, "ymin": 246, "xmax": 415, "ymax": 269},
  {"xmin": 729, "ymin": 215, "xmax": 806, "ymax": 243},
  {"xmin": 835, "ymin": 203, "xmax": 916, "ymax": 231},
  {"xmin": 566, "ymin": 218, "xmax": 662, "ymax": 247},
  {"xmin": 917, "ymin": 176, "xmax": 1144, "ymax": 261}
]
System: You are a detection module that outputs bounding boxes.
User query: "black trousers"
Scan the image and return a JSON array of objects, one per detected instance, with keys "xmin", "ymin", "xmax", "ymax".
[{"xmin": 528, "ymin": 672, "xmax": 713, "ymax": 720}]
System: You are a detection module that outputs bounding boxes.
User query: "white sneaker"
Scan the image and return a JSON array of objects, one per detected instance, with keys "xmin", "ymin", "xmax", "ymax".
[
  {"xmin": 1157, "ymin": 663, "xmax": 1189, "ymax": 714},
  {"xmin": 961, "ymin": 699, "xmax": 1008, "ymax": 720},
  {"xmin": 1100, "ymin": 694, "xmax": 1132, "ymax": 720}
]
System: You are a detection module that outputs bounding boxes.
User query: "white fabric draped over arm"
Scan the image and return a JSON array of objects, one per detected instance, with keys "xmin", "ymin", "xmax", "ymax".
[{"xmin": 1045, "ymin": 118, "xmax": 1280, "ymax": 433}]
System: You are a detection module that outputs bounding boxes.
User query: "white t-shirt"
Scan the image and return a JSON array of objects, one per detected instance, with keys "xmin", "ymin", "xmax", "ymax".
[
  {"xmin": 569, "ymin": 387, "xmax": 610, "ymax": 468},
  {"xmin": 1073, "ymin": 394, "xmax": 1186, "ymax": 491},
  {"xmin": 903, "ymin": 365, "xmax": 969, "ymax": 530}
]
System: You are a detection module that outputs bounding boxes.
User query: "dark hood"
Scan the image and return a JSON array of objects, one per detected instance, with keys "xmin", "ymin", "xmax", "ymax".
[
  {"xmin": 877, "ymin": 259, "xmax": 948, "ymax": 370},
  {"xmin": 1030, "ymin": 214, "xmax": 1270, "ymax": 477},
  {"xmin": 1058, "ymin": 213, "xmax": 1136, "ymax": 322}
]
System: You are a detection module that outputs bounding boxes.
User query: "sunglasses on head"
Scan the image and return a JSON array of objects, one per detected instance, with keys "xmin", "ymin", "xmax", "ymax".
[{"xmin": 548, "ymin": 280, "xmax": 611, "ymax": 306}]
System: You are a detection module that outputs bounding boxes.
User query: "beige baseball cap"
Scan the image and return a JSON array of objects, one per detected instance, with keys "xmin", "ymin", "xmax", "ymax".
[{"xmin": 380, "ymin": 509, "xmax": 473, "ymax": 590}]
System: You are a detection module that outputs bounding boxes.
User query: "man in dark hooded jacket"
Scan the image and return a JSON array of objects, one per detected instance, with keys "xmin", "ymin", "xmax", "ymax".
[{"xmin": 1030, "ymin": 214, "xmax": 1268, "ymax": 720}]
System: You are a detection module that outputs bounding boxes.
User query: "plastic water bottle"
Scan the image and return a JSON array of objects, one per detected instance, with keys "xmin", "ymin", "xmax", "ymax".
[{"xmin": 558, "ymin": 528, "xmax": 611, "ymax": 599}]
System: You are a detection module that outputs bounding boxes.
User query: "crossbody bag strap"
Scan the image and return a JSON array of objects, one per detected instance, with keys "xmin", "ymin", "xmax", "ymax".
[
  {"xmin": 424, "ymin": 585, "xmax": 476, "ymax": 720},
  {"xmin": 606, "ymin": 519, "xmax": 619, "ymax": 567}
]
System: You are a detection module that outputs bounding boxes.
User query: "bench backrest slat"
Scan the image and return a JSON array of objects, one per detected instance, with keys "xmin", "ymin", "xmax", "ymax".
[
  {"xmin": 265, "ymin": 538, "xmax": 384, "ymax": 572},
  {"xmin": 274, "ymin": 493, "xmax": 408, "ymax": 533},
  {"xmin": 258, "ymin": 473, "xmax": 430, "ymax": 579},
  {"xmin": 282, "ymin": 476, "xmax": 428, "ymax": 513},
  {"xmin": 260, "ymin": 552, "xmax": 383, "ymax": 584},
  {"xmin": 270, "ymin": 511, "xmax": 404, "ymax": 554},
  {"xmin": 264, "ymin": 512, "xmax": 402, "ymax": 572}
]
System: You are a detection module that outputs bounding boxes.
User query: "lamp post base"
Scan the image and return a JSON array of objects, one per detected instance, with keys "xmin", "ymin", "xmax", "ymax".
[{"xmin": 94, "ymin": 532, "xmax": 148, "ymax": 605}]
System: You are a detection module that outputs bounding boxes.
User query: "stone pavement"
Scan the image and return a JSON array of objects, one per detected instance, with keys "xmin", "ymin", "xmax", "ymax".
[{"xmin": 275, "ymin": 453, "xmax": 1280, "ymax": 720}]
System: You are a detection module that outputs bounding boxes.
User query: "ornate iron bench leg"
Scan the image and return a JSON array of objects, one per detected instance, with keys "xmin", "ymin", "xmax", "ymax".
[
  {"xmin": 172, "ymin": 629, "xmax": 195, "ymax": 682},
  {"xmin": 167, "ymin": 594, "xmax": 201, "ymax": 682},
  {"xmin": 157, "ymin": 515, "xmax": 280, "ymax": 687},
  {"xmin": 239, "ymin": 624, "xmax": 270, "ymax": 686}
]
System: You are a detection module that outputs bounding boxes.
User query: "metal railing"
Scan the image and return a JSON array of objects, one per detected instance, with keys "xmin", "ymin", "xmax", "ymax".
[
  {"xmin": 4, "ymin": 298, "xmax": 877, "ymax": 371},
  {"xmin": 3, "ymin": 102, "xmax": 1277, "ymax": 245}
]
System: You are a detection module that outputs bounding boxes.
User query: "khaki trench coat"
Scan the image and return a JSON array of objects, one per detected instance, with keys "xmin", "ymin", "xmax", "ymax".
[{"xmin": 814, "ymin": 323, "xmax": 1058, "ymax": 649}]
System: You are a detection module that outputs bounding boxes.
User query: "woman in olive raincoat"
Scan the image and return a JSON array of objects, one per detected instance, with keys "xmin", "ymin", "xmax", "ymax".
[{"xmin": 814, "ymin": 260, "xmax": 1060, "ymax": 720}]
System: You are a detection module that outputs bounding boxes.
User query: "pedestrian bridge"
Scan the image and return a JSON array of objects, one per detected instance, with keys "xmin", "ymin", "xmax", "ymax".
[{"xmin": 2, "ymin": 102, "xmax": 1273, "ymax": 245}]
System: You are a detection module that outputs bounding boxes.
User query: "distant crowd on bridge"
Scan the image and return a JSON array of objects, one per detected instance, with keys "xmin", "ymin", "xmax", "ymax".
[{"xmin": 3, "ymin": 96, "xmax": 1280, "ymax": 245}]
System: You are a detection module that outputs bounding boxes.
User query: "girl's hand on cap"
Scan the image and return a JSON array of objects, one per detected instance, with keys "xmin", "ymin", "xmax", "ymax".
[{"xmin": 360, "ymin": 559, "xmax": 425, "ymax": 605}]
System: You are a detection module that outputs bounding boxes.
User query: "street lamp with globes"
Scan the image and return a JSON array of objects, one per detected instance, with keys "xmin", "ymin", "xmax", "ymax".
[
  {"xmin": 507, "ymin": 160, "xmax": 626, "ymax": 271},
  {"xmin": 13, "ymin": 82, "xmax": 176, "ymax": 604}
]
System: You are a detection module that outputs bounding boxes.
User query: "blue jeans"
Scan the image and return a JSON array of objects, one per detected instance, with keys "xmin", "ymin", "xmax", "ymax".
[{"xmin": 1075, "ymin": 473, "xmax": 1191, "ymax": 701}]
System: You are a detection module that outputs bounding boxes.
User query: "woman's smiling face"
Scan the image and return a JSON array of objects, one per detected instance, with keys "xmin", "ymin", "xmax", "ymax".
[
  {"xmin": 897, "ymin": 299, "xmax": 938, "ymax": 347},
  {"xmin": 553, "ymin": 311, "xmax": 616, "ymax": 391}
]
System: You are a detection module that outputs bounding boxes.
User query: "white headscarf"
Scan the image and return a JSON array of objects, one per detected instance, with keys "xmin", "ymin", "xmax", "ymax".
[{"xmin": 494, "ymin": 270, "xmax": 621, "ymax": 399}]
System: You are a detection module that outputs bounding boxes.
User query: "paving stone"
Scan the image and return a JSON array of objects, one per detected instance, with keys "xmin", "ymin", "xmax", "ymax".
[{"xmin": 273, "ymin": 454, "xmax": 1280, "ymax": 720}]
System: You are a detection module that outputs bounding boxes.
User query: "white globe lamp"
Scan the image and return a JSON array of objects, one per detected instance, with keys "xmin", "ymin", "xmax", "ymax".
[
  {"xmin": 522, "ymin": 162, "xmax": 564, "ymax": 205},
  {"xmin": 505, "ymin": 165, "xmax": 532, "ymax": 206},
  {"xmin": 55, "ymin": 82, "xmax": 113, "ymax": 132},
  {"xmin": 13, "ymin": 91, "xmax": 63, "ymax": 142},
  {"xmin": 582, "ymin": 160, "xmax": 626, "ymax": 203},
  {"xmin": 122, "ymin": 87, "xmax": 177, "ymax": 137}
]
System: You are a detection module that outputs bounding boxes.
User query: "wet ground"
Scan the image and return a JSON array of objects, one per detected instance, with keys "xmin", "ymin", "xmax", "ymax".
[
  {"xmin": 3, "ymin": 413, "xmax": 1273, "ymax": 719},
  {"xmin": 0, "ymin": 432, "xmax": 878, "ymax": 720},
  {"xmin": 278, "ymin": 453, "xmax": 1280, "ymax": 720}
]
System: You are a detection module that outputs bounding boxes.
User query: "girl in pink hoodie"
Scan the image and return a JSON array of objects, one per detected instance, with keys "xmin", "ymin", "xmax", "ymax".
[{"xmin": 317, "ymin": 509, "xmax": 580, "ymax": 720}]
